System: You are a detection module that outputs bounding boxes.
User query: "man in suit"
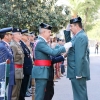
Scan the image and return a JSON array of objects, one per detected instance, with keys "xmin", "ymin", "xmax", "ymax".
[
  {"xmin": 64, "ymin": 17, "xmax": 90, "ymax": 100},
  {"xmin": 0, "ymin": 27, "xmax": 15, "ymax": 100},
  {"xmin": 32, "ymin": 23, "xmax": 72, "ymax": 100},
  {"xmin": 19, "ymin": 29, "xmax": 33, "ymax": 100},
  {"xmin": 10, "ymin": 28, "xmax": 24, "ymax": 100}
]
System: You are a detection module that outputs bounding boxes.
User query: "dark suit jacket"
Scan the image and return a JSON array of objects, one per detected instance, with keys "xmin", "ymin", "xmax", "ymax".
[{"xmin": 20, "ymin": 41, "xmax": 33, "ymax": 75}]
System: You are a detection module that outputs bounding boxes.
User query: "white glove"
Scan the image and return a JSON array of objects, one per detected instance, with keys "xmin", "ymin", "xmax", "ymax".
[
  {"xmin": 76, "ymin": 76, "xmax": 82, "ymax": 79},
  {"xmin": 64, "ymin": 42, "xmax": 72, "ymax": 52},
  {"xmin": 64, "ymin": 42, "xmax": 72, "ymax": 48},
  {"xmin": 66, "ymin": 24, "xmax": 70, "ymax": 31}
]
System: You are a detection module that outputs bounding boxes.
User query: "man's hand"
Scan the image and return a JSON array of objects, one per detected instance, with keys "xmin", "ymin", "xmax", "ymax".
[
  {"xmin": 66, "ymin": 24, "xmax": 70, "ymax": 31},
  {"xmin": 62, "ymin": 53, "xmax": 67, "ymax": 58}
]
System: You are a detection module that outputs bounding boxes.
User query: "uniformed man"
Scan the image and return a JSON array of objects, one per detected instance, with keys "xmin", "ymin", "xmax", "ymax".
[
  {"xmin": 25, "ymin": 31, "xmax": 36, "ymax": 96},
  {"xmin": 0, "ymin": 27, "xmax": 15, "ymax": 100},
  {"xmin": 64, "ymin": 17, "xmax": 90, "ymax": 100},
  {"xmin": 10, "ymin": 28, "xmax": 24, "ymax": 100},
  {"xmin": 19, "ymin": 29, "xmax": 33, "ymax": 100},
  {"xmin": 32, "ymin": 23, "xmax": 72, "ymax": 100}
]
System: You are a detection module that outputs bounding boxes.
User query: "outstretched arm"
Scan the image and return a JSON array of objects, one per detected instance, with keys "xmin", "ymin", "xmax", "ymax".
[{"xmin": 51, "ymin": 56, "xmax": 64, "ymax": 64}]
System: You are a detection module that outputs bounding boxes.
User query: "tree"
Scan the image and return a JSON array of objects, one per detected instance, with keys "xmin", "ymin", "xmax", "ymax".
[
  {"xmin": 0, "ymin": 0, "xmax": 70, "ymax": 34},
  {"xmin": 59, "ymin": 0, "xmax": 100, "ymax": 31}
]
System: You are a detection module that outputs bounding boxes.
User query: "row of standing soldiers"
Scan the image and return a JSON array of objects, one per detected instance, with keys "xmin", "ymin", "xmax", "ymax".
[{"xmin": 0, "ymin": 27, "xmax": 35, "ymax": 100}]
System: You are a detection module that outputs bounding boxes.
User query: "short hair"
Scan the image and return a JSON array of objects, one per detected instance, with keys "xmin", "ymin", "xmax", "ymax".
[
  {"xmin": 0, "ymin": 34, "xmax": 5, "ymax": 39},
  {"xmin": 74, "ymin": 22, "xmax": 83, "ymax": 28},
  {"xmin": 39, "ymin": 27, "xmax": 44, "ymax": 34}
]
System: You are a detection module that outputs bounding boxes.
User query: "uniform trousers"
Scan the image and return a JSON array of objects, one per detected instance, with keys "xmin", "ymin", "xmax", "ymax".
[
  {"xmin": 11, "ymin": 79, "xmax": 22, "ymax": 100},
  {"xmin": 35, "ymin": 79, "xmax": 47, "ymax": 100},
  {"xmin": 71, "ymin": 77, "xmax": 88, "ymax": 100},
  {"xmin": 8, "ymin": 85, "xmax": 13, "ymax": 100},
  {"xmin": 44, "ymin": 80, "xmax": 54, "ymax": 100},
  {"xmin": 19, "ymin": 75, "xmax": 30, "ymax": 100}
]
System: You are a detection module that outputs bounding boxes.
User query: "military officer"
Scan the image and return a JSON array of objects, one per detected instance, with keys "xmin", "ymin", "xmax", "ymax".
[
  {"xmin": 10, "ymin": 28, "xmax": 24, "ymax": 100},
  {"xmin": 25, "ymin": 32, "xmax": 34, "ymax": 97},
  {"xmin": 25, "ymin": 32, "xmax": 36, "ymax": 96},
  {"xmin": 32, "ymin": 23, "xmax": 72, "ymax": 100},
  {"xmin": 64, "ymin": 17, "xmax": 90, "ymax": 100},
  {"xmin": 19, "ymin": 29, "xmax": 33, "ymax": 100},
  {"xmin": 0, "ymin": 27, "xmax": 15, "ymax": 100}
]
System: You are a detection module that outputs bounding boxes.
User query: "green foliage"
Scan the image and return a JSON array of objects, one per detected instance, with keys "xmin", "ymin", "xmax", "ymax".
[
  {"xmin": 0, "ymin": 0, "xmax": 70, "ymax": 33},
  {"xmin": 62, "ymin": 0, "xmax": 100, "ymax": 32},
  {"xmin": 56, "ymin": 0, "xmax": 100, "ymax": 40},
  {"xmin": 87, "ymin": 20, "xmax": 100, "ymax": 41}
]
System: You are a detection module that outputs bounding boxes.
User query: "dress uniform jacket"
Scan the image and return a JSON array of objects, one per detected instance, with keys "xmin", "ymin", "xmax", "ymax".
[
  {"xmin": 10, "ymin": 40, "xmax": 24, "ymax": 100},
  {"xmin": 10, "ymin": 40, "xmax": 24, "ymax": 79},
  {"xmin": 0, "ymin": 41, "xmax": 15, "ymax": 85},
  {"xmin": 19, "ymin": 40, "xmax": 33, "ymax": 100},
  {"xmin": 0, "ymin": 41, "xmax": 15, "ymax": 100},
  {"xmin": 32, "ymin": 36, "xmax": 66, "ymax": 79},
  {"xmin": 64, "ymin": 30, "xmax": 90, "ymax": 80},
  {"xmin": 20, "ymin": 40, "xmax": 33, "ymax": 75}
]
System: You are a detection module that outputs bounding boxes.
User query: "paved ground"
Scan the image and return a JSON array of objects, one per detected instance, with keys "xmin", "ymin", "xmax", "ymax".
[{"xmin": 26, "ymin": 48, "xmax": 100, "ymax": 100}]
